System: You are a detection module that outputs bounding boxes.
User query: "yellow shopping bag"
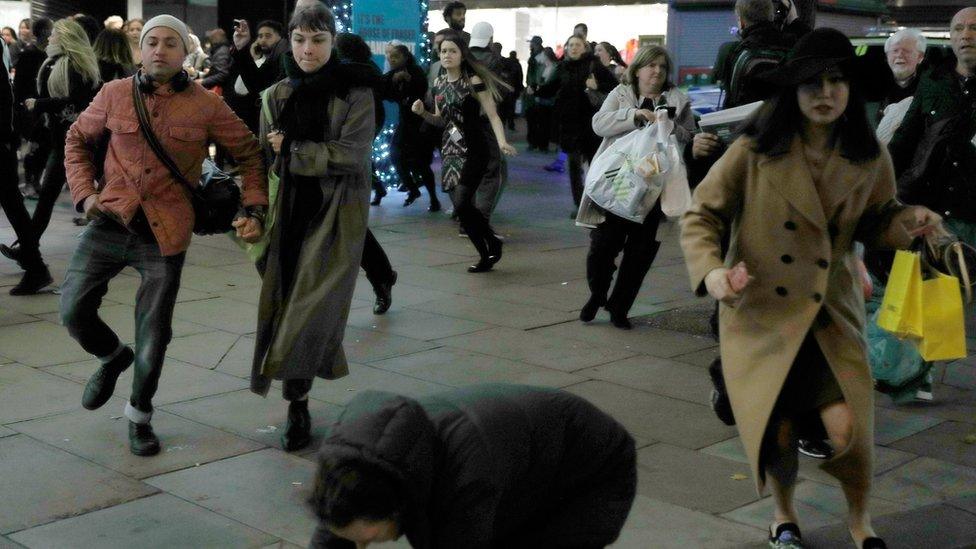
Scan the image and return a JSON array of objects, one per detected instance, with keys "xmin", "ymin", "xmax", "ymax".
[
  {"xmin": 877, "ymin": 250, "xmax": 924, "ymax": 338},
  {"xmin": 919, "ymin": 272, "xmax": 967, "ymax": 361}
]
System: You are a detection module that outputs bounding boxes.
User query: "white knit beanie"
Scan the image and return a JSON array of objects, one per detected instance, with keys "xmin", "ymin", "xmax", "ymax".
[{"xmin": 140, "ymin": 15, "xmax": 191, "ymax": 53}]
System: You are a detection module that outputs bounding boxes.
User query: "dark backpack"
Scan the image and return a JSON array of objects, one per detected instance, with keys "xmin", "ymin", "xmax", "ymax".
[{"xmin": 725, "ymin": 45, "xmax": 789, "ymax": 109}]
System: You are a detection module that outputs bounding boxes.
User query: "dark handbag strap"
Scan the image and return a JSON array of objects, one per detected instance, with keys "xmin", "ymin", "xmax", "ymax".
[{"xmin": 130, "ymin": 77, "xmax": 197, "ymax": 197}]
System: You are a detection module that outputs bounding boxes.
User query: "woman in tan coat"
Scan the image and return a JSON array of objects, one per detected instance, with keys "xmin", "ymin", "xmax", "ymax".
[{"xmin": 680, "ymin": 29, "xmax": 942, "ymax": 549}]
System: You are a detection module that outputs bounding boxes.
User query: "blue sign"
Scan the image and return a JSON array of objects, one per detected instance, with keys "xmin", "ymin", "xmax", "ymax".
[{"xmin": 352, "ymin": 0, "xmax": 425, "ymax": 71}]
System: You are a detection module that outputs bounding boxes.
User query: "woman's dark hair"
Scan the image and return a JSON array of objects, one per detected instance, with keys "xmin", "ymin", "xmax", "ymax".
[
  {"xmin": 309, "ymin": 458, "xmax": 403, "ymax": 528},
  {"xmin": 439, "ymin": 30, "xmax": 511, "ymax": 101},
  {"xmin": 625, "ymin": 45, "xmax": 675, "ymax": 94},
  {"xmin": 32, "ymin": 18, "xmax": 53, "ymax": 45},
  {"xmin": 71, "ymin": 14, "xmax": 101, "ymax": 44},
  {"xmin": 543, "ymin": 47, "xmax": 557, "ymax": 63},
  {"xmin": 390, "ymin": 44, "xmax": 417, "ymax": 68},
  {"xmin": 741, "ymin": 65, "xmax": 880, "ymax": 163},
  {"xmin": 335, "ymin": 32, "xmax": 372, "ymax": 64},
  {"xmin": 599, "ymin": 41, "xmax": 627, "ymax": 68},
  {"xmin": 93, "ymin": 28, "xmax": 134, "ymax": 68},
  {"xmin": 288, "ymin": 3, "xmax": 336, "ymax": 37}
]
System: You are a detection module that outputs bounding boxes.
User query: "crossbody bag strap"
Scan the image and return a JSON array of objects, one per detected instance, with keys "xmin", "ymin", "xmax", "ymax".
[{"xmin": 131, "ymin": 77, "xmax": 197, "ymax": 196}]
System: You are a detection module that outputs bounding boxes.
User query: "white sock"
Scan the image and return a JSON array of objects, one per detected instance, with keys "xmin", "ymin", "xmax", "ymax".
[{"xmin": 124, "ymin": 401, "xmax": 152, "ymax": 424}]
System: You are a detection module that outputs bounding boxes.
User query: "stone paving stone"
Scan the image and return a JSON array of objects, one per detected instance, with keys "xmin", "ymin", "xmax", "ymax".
[
  {"xmin": 0, "ymin": 426, "xmax": 15, "ymax": 438},
  {"xmin": 872, "ymin": 457, "xmax": 976, "ymax": 507},
  {"xmin": 635, "ymin": 443, "xmax": 760, "ymax": 514},
  {"xmin": 369, "ymin": 347, "xmax": 585, "ymax": 388},
  {"xmin": 874, "ymin": 406, "xmax": 945, "ymax": 445},
  {"xmin": 9, "ymin": 493, "xmax": 276, "ymax": 549},
  {"xmin": 178, "ymin": 264, "xmax": 263, "ymax": 293},
  {"xmin": 306, "ymin": 364, "xmax": 449, "ymax": 406},
  {"xmin": 612, "ymin": 494, "xmax": 763, "ymax": 549},
  {"xmin": 146, "ymin": 448, "xmax": 318, "ymax": 547},
  {"xmin": 261, "ymin": 541, "xmax": 304, "ymax": 549},
  {"xmin": 36, "ymin": 304, "xmax": 214, "ymax": 348},
  {"xmin": 0, "ymin": 321, "xmax": 91, "ymax": 367},
  {"xmin": 0, "ymin": 290, "xmax": 63, "ymax": 316},
  {"xmin": 173, "ymin": 296, "xmax": 259, "ymax": 335},
  {"xmin": 346, "ymin": 307, "xmax": 492, "ymax": 342},
  {"xmin": 161, "ymin": 389, "xmax": 343, "ymax": 448},
  {"xmin": 802, "ymin": 503, "xmax": 976, "ymax": 548},
  {"xmin": 721, "ymin": 479, "xmax": 908, "ymax": 532},
  {"xmin": 184, "ymin": 241, "xmax": 255, "ymax": 267},
  {"xmin": 383, "ymin": 264, "xmax": 500, "ymax": 294},
  {"xmin": 100, "ymin": 271, "xmax": 213, "ymax": 306},
  {"xmin": 165, "ymin": 330, "xmax": 244, "ymax": 369},
  {"xmin": 351, "ymin": 280, "xmax": 458, "ymax": 310},
  {"xmin": 343, "ymin": 326, "xmax": 439, "ymax": 363},
  {"xmin": 12, "ymin": 409, "xmax": 263, "ymax": 479},
  {"xmin": 0, "ymin": 308, "xmax": 34, "ymax": 327},
  {"xmin": 44, "ymin": 357, "xmax": 247, "ymax": 406},
  {"xmin": 474, "ymin": 282, "xmax": 590, "ymax": 312},
  {"xmin": 213, "ymin": 335, "xmax": 258, "ymax": 379},
  {"xmin": 0, "ymin": 363, "xmax": 88, "ymax": 423},
  {"xmin": 567, "ymin": 381, "xmax": 736, "ymax": 449},
  {"xmin": 0, "ymin": 535, "xmax": 23, "ymax": 548},
  {"xmin": 948, "ymin": 494, "xmax": 976, "ymax": 515},
  {"xmin": 381, "ymin": 245, "xmax": 472, "ymax": 268},
  {"xmin": 410, "ymin": 295, "xmax": 577, "ymax": 329},
  {"xmin": 532, "ymin": 321, "xmax": 717, "ymax": 359},
  {"xmin": 437, "ymin": 326, "xmax": 637, "ymax": 372},
  {"xmin": 890, "ymin": 421, "xmax": 976, "ymax": 468},
  {"xmin": 669, "ymin": 345, "xmax": 721, "ymax": 368},
  {"xmin": 878, "ymin": 382, "xmax": 976, "ymax": 425},
  {"xmin": 581, "ymin": 355, "xmax": 715, "ymax": 406},
  {"xmin": 0, "ymin": 435, "xmax": 156, "ymax": 534},
  {"xmin": 944, "ymin": 358, "xmax": 976, "ymax": 390}
]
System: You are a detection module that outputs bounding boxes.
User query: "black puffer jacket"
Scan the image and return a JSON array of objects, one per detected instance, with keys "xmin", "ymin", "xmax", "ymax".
[
  {"xmin": 535, "ymin": 53, "xmax": 617, "ymax": 153},
  {"xmin": 309, "ymin": 384, "xmax": 637, "ymax": 549}
]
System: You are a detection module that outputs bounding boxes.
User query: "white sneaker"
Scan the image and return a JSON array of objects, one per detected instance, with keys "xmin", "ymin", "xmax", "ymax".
[{"xmin": 914, "ymin": 388, "xmax": 933, "ymax": 401}]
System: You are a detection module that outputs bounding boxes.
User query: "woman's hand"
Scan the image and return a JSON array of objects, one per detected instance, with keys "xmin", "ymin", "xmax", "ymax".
[
  {"xmin": 232, "ymin": 20, "xmax": 251, "ymax": 51},
  {"xmin": 585, "ymin": 74, "xmax": 598, "ymax": 91},
  {"xmin": 634, "ymin": 109, "xmax": 654, "ymax": 124},
  {"xmin": 267, "ymin": 131, "xmax": 284, "ymax": 154},
  {"xmin": 905, "ymin": 206, "xmax": 943, "ymax": 239},
  {"xmin": 705, "ymin": 262, "xmax": 753, "ymax": 305},
  {"xmin": 232, "ymin": 216, "xmax": 263, "ymax": 243},
  {"xmin": 410, "ymin": 99, "xmax": 426, "ymax": 116},
  {"xmin": 24, "ymin": 98, "xmax": 36, "ymax": 111},
  {"xmin": 500, "ymin": 143, "xmax": 518, "ymax": 156}
]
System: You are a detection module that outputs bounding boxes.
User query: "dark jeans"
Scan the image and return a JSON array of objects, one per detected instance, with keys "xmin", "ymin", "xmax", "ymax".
[
  {"xmin": 586, "ymin": 206, "xmax": 664, "ymax": 316},
  {"xmin": 0, "ymin": 142, "xmax": 42, "ymax": 269},
  {"xmin": 60, "ymin": 218, "xmax": 185, "ymax": 414},
  {"xmin": 31, "ymin": 132, "xmax": 67, "ymax": 239},
  {"xmin": 525, "ymin": 103, "xmax": 552, "ymax": 150},
  {"xmin": 360, "ymin": 229, "xmax": 395, "ymax": 289}
]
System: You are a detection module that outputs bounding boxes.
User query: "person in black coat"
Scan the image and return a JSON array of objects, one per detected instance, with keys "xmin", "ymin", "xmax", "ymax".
[
  {"xmin": 383, "ymin": 44, "xmax": 439, "ymax": 211},
  {"xmin": 308, "ymin": 384, "xmax": 637, "ymax": 548},
  {"xmin": 12, "ymin": 18, "xmax": 52, "ymax": 196},
  {"xmin": 531, "ymin": 35, "xmax": 617, "ymax": 208}
]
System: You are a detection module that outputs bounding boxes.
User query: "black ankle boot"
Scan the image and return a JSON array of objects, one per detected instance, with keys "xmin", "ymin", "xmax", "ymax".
[
  {"xmin": 128, "ymin": 421, "xmax": 161, "ymax": 456},
  {"xmin": 609, "ymin": 309, "xmax": 633, "ymax": 330},
  {"xmin": 487, "ymin": 237, "xmax": 503, "ymax": 266},
  {"xmin": 0, "ymin": 243, "xmax": 22, "ymax": 263},
  {"xmin": 373, "ymin": 271, "xmax": 397, "ymax": 315},
  {"xmin": 9, "ymin": 265, "xmax": 53, "ymax": 296},
  {"xmin": 83, "ymin": 347, "xmax": 135, "ymax": 410},
  {"xmin": 579, "ymin": 294, "xmax": 605, "ymax": 322},
  {"xmin": 282, "ymin": 399, "xmax": 311, "ymax": 452}
]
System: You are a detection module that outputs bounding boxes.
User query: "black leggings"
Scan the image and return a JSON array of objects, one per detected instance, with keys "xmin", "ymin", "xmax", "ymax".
[
  {"xmin": 456, "ymin": 141, "xmax": 499, "ymax": 260},
  {"xmin": 31, "ymin": 131, "xmax": 67, "ymax": 240}
]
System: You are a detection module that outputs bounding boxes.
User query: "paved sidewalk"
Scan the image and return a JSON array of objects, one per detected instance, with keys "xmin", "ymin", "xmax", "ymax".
[{"xmin": 0, "ymin": 137, "xmax": 974, "ymax": 548}]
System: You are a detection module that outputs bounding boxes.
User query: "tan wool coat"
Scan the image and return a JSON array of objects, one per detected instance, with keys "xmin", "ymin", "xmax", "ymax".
[{"xmin": 680, "ymin": 135, "xmax": 913, "ymax": 493}]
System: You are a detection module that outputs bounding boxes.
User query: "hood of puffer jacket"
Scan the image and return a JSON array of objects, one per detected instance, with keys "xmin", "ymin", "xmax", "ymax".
[{"xmin": 317, "ymin": 391, "xmax": 438, "ymax": 548}]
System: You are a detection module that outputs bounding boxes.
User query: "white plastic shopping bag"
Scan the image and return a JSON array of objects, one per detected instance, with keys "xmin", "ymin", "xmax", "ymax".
[
  {"xmin": 655, "ymin": 110, "xmax": 691, "ymax": 218},
  {"xmin": 583, "ymin": 124, "xmax": 661, "ymax": 222}
]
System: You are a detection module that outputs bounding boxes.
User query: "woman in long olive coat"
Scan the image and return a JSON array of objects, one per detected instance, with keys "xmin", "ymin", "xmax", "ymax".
[{"xmin": 680, "ymin": 28, "xmax": 941, "ymax": 549}]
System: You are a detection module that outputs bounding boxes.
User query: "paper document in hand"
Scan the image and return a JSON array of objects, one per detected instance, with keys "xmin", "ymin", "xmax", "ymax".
[{"xmin": 698, "ymin": 101, "xmax": 763, "ymax": 144}]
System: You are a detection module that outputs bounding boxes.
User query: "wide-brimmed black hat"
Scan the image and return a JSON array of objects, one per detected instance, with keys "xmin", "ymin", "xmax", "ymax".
[{"xmin": 759, "ymin": 27, "xmax": 856, "ymax": 86}]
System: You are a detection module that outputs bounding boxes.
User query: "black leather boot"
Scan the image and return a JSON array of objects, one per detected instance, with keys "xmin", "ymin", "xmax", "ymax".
[
  {"xmin": 9, "ymin": 265, "xmax": 53, "ymax": 296},
  {"xmin": 281, "ymin": 399, "xmax": 311, "ymax": 452},
  {"xmin": 579, "ymin": 294, "xmax": 606, "ymax": 322},
  {"xmin": 373, "ymin": 271, "xmax": 397, "ymax": 315},
  {"xmin": 82, "ymin": 347, "xmax": 135, "ymax": 410},
  {"xmin": 128, "ymin": 421, "xmax": 161, "ymax": 456}
]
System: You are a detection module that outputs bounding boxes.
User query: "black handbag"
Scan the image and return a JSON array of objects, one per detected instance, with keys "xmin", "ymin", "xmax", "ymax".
[{"xmin": 131, "ymin": 78, "xmax": 241, "ymax": 235}]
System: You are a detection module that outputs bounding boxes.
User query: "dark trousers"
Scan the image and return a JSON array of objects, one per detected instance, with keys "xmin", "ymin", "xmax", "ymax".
[
  {"xmin": 393, "ymin": 140, "xmax": 437, "ymax": 202},
  {"xmin": 586, "ymin": 206, "xmax": 664, "ymax": 316},
  {"xmin": 360, "ymin": 229, "xmax": 394, "ymax": 288},
  {"xmin": 0, "ymin": 142, "xmax": 42, "ymax": 269},
  {"xmin": 525, "ymin": 103, "xmax": 552, "ymax": 150},
  {"xmin": 22, "ymin": 120, "xmax": 50, "ymax": 191},
  {"xmin": 30, "ymin": 132, "xmax": 67, "ymax": 239},
  {"xmin": 60, "ymin": 218, "xmax": 185, "ymax": 414}
]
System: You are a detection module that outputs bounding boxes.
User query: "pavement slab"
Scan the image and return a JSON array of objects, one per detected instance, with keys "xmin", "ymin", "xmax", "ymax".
[
  {"xmin": 878, "ymin": 382, "xmax": 976, "ymax": 425},
  {"xmin": 307, "ymin": 363, "xmax": 450, "ymax": 406},
  {"xmin": 613, "ymin": 495, "xmax": 763, "ymax": 548},
  {"xmin": 669, "ymin": 345, "xmax": 722, "ymax": 368},
  {"xmin": 0, "ymin": 363, "xmax": 89, "ymax": 423},
  {"xmin": 177, "ymin": 264, "xmax": 263, "ymax": 293},
  {"xmin": 9, "ymin": 493, "xmax": 276, "ymax": 549},
  {"xmin": 100, "ymin": 271, "xmax": 213, "ymax": 306},
  {"xmin": 36, "ymin": 303, "xmax": 214, "ymax": 345},
  {"xmin": 0, "ymin": 308, "xmax": 34, "ymax": 328},
  {"xmin": 165, "ymin": 330, "xmax": 245, "ymax": 369},
  {"xmin": 146, "ymin": 448, "xmax": 318, "ymax": 547},
  {"xmin": 872, "ymin": 457, "xmax": 976, "ymax": 507},
  {"xmin": 0, "ymin": 426, "xmax": 15, "ymax": 438},
  {"xmin": 0, "ymin": 435, "xmax": 157, "ymax": 534},
  {"xmin": 0, "ymin": 321, "xmax": 92, "ymax": 367},
  {"xmin": 889, "ymin": 421, "xmax": 976, "ymax": 469},
  {"xmin": 410, "ymin": 295, "xmax": 577, "ymax": 329},
  {"xmin": 0, "ymin": 291, "xmax": 63, "ymax": 316},
  {"xmin": 44, "ymin": 357, "xmax": 247, "ymax": 406},
  {"xmin": 172, "ymin": 296, "xmax": 260, "ymax": 334},
  {"xmin": 161, "ymin": 389, "xmax": 344, "ymax": 448},
  {"xmin": 369, "ymin": 347, "xmax": 585, "ymax": 388},
  {"xmin": 437, "ymin": 326, "xmax": 637, "ymax": 372},
  {"xmin": 567, "ymin": 380, "xmax": 737, "ymax": 449},
  {"xmin": 346, "ymin": 306, "xmax": 492, "ymax": 341},
  {"xmin": 581, "ymin": 355, "xmax": 716, "ymax": 406},
  {"xmin": 531, "ymin": 321, "xmax": 717, "ymax": 359},
  {"xmin": 873, "ymin": 406, "xmax": 946, "ymax": 445},
  {"xmin": 0, "ymin": 536, "xmax": 23, "ymax": 549},
  {"xmin": 801, "ymin": 503, "xmax": 976, "ymax": 549},
  {"xmin": 212, "ymin": 335, "xmax": 258, "ymax": 378},
  {"xmin": 635, "ymin": 443, "xmax": 760, "ymax": 514},
  {"xmin": 342, "ymin": 326, "xmax": 439, "ymax": 363},
  {"xmin": 944, "ymin": 357, "xmax": 976, "ymax": 390},
  {"xmin": 11, "ymin": 409, "xmax": 263, "ymax": 479}
]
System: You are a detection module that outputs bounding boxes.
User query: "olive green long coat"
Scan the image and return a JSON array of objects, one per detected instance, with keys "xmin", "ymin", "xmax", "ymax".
[{"xmin": 680, "ymin": 135, "xmax": 913, "ymax": 493}]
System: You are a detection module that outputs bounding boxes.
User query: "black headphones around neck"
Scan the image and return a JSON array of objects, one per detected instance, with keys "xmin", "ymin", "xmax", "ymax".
[{"xmin": 135, "ymin": 69, "xmax": 191, "ymax": 93}]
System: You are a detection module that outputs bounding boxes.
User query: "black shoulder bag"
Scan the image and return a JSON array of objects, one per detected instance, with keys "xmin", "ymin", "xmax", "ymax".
[{"xmin": 131, "ymin": 78, "xmax": 241, "ymax": 235}]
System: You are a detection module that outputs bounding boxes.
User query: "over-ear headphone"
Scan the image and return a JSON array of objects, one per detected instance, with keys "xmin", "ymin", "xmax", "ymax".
[{"xmin": 135, "ymin": 69, "xmax": 191, "ymax": 93}]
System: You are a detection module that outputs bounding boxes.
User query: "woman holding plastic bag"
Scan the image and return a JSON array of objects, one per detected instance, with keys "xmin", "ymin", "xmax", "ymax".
[
  {"xmin": 680, "ymin": 29, "xmax": 943, "ymax": 549},
  {"xmin": 577, "ymin": 45, "xmax": 695, "ymax": 329}
]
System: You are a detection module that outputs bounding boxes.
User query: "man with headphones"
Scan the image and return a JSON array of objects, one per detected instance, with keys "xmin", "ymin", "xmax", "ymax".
[{"xmin": 61, "ymin": 15, "xmax": 268, "ymax": 457}]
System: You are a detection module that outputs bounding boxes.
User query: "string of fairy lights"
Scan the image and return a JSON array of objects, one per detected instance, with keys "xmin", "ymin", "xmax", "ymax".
[{"xmin": 331, "ymin": 0, "xmax": 432, "ymax": 187}]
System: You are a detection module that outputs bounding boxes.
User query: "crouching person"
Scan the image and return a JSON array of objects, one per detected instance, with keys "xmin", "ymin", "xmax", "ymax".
[
  {"xmin": 308, "ymin": 384, "xmax": 637, "ymax": 548},
  {"xmin": 61, "ymin": 15, "xmax": 267, "ymax": 456}
]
